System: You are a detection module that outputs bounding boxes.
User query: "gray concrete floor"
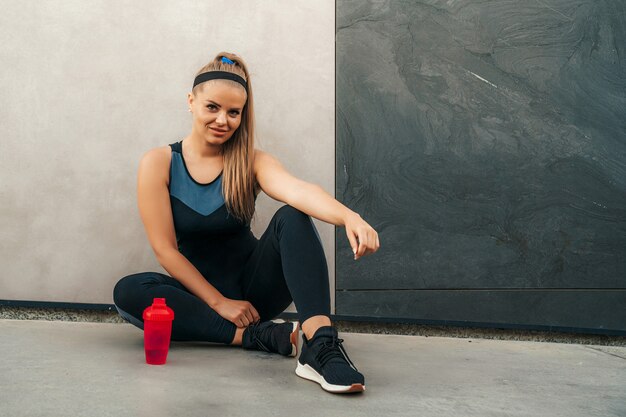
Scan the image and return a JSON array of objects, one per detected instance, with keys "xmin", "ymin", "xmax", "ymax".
[{"xmin": 1, "ymin": 319, "xmax": 624, "ymax": 417}]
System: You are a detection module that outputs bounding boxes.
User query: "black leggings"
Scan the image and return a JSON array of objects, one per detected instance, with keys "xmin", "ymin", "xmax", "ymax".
[{"xmin": 112, "ymin": 205, "xmax": 331, "ymax": 344}]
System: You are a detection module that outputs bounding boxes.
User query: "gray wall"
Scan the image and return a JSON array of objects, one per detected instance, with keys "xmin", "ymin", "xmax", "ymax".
[
  {"xmin": 0, "ymin": 0, "xmax": 336, "ymax": 313},
  {"xmin": 335, "ymin": 0, "xmax": 626, "ymax": 332}
]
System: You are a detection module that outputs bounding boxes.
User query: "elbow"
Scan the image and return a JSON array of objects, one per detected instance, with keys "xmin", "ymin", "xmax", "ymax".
[{"xmin": 155, "ymin": 246, "xmax": 178, "ymax": 265}]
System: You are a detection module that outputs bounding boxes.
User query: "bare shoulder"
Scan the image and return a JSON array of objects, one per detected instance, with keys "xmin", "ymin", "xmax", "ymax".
[
  {"xmin": 139, "ymin": 145, "xmax": 172, "ymax": 184},
  {"xmin": 253, "ymin": 148, "xmax": 275, "ymax": 160},
  {"xmin": 252, "ymin": 148, "xmax": 281, "ymax": 172},
  {"xmin": 142, "ymin": 144, "xmax": 171, "ymax": 163},
  {"xmin": 251, "ymin": 148, "xmax": 303, "ymax": 204},
  {"xmin": 253, "ymin": 148, "xmax": 267, "ymax": 160}
]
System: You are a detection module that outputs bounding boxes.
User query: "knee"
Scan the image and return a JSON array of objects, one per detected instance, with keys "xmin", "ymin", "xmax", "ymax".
[
  {"xmin": 275, "ymin": 204, "xmax": 310, "ymax": 224},
  {"xmin": 112, "ymin": 275, "xmax": 135, "ymax": 309},
  {"xmin": 274, "ymin": 205, "xmax": 321, "ymax": 240},
  {"xmin": 113, "ymin": 272, "xmax": 154, "ymax": 309}
]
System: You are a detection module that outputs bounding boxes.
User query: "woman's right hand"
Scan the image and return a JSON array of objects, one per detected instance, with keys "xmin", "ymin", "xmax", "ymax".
[{"xmin": 213, "ymin": 297, "xmax": 261, "ymax": 328}]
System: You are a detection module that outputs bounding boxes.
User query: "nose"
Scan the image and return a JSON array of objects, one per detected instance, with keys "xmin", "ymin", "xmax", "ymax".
[{"xmin": 215, "ymin": 111, "xmax": 227, "ymax": 125}]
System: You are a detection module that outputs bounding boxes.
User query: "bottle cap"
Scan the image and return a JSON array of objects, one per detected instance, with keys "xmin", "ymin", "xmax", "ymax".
[{"xmin": 143, "ymin": 298, "xmax": 175, "ymax": 322}]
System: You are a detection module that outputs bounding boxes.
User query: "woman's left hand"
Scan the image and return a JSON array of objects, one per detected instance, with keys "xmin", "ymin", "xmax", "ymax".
[{"xmin": 344, "ymin": 212, "xmax": 380, "ymax": 260}]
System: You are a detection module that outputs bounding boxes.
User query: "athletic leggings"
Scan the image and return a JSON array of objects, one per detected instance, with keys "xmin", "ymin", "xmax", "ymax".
[{"xmin": 112, "ymin": 205, "xmax": 331, "ymax": 344}]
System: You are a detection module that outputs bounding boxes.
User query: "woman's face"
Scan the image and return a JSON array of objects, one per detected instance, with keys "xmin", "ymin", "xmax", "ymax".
[{"xmin": 188, "ymin": 81, "xmax": 247, "ymax": 145}]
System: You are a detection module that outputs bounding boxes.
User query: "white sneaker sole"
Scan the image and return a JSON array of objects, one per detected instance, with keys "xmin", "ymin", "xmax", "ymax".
[{"xmin": 295, "ymin": 362, "xmax": 365, "ymax": 393}]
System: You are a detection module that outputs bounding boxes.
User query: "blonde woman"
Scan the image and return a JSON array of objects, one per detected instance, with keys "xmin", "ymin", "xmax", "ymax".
[{"xmin": 113, "ymin": 52, "xmax": 380, "ymax": 394}]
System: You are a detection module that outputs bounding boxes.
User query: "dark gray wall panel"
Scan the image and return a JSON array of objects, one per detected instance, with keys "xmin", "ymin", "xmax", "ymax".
[
  {"xmin": 336, "ymin": 290, "xmax": 626, "ymax": 333},
  {"xmin": 336, "ymin": 1, "xmax": 626, "ymax": 294}
]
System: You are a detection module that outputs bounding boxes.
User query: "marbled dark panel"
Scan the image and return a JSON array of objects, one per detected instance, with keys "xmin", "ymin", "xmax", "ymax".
[{"xmin": 336, "ymin": 0, "xmax": 626, "ymax": 291}]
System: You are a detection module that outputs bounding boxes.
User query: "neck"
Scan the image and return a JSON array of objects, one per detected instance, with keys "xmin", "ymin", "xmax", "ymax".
[{"xmin": 185, "ymin": 132, "xmax": 223, "ymax": 158}]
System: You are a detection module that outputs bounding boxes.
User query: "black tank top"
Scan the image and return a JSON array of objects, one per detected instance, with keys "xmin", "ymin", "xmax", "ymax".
[{"xmin": 168, "ymin": 140, "xmax": 258, "ymax": 298}]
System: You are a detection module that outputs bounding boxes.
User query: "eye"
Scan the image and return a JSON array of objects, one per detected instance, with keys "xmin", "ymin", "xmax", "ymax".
[
  {"xmin": 207, "ymin": 104, "xmax": 217, "ymax": 110},
  {"xmin": 230, "ymin": 110, "xmax": 240, "ymax": 116}
]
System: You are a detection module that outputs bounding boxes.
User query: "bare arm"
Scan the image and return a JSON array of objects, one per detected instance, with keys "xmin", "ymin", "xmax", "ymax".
[
  {"xmin": 254, "ymin": 150, "xmax": 380, "ymax": 259},
  {"xmin": 254, "ymin": 150, "xmax": 356, "ymax": 226},
  {"xmin": 285, "ymin": 182, "xmax": 379, "ymax": 260},
  {"xmin": 289, "ymin": 182, "xmax": 357, "ymax": 227}
]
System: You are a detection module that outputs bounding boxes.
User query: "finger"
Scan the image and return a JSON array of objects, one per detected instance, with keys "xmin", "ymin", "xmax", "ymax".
[
  {"xmin": 363, "ymin": 231, "xmax": 374, "ymax": 256},
  {"xmin": 367, "ymin": 230, "xmax": 378, "ymax": 254},
  {"xmin": 250, "ymin": 305, "xmax": 261, "ymax": 323},
  {"xmin": 346, "ymin": 228, "xmax": 358, "ymax": 256},
  {"xmin": 244, "ymin": 309, "xmax": 255, "ymax": 325},
  {"xmin": 355, "ymin": 237, "xmax": 361, "ymax": 258},
  {"xmin": 357, "ymin": 229, "xmax": 367, "ymax": 256},
  {"xmin": 362, "ymin": 230, "xmax": 371, "ymax": 256}
]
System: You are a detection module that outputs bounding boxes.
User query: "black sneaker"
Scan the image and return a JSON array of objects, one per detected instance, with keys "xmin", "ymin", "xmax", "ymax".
[
  {"xmin": 295, "ymin": 326, "xmax": 365, "ymax": 393},
  {"xmin": 242, "ymin": 320, "xmax": 300, "ymax": 357}
]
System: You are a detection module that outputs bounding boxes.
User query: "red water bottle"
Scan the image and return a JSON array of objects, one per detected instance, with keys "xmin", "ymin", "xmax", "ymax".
[{"xmin": 142, "ymin": 298, "xmax": 175, "ymax": 365}]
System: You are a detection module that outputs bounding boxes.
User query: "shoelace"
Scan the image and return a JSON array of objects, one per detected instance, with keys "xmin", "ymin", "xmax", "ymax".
[
  {"xmin": 249, "ymin": 322, "xmax": 274, "ymax": 353},
  {"xmin": 315, "ymin": 337, "xmax": 359, "ymax": 372}
]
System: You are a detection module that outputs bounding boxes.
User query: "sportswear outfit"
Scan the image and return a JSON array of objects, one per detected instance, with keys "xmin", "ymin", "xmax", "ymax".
[{"xmin": 113, "ymin": 140, "xmax": 364, "ymax": 392}]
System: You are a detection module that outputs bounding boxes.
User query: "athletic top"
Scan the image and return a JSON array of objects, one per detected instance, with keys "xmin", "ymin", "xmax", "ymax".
[{"xmin": 167, "ymin": 140, "xmax": 258, "ymax": 299}]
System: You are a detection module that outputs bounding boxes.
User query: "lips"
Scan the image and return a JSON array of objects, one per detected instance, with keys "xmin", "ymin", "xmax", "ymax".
[
  {"xmin": 210, "ymin": 127, "xmax": 228, "ymax": 133},
  {"xmin": 210, "ymin": 127, "xmax": 228, "ymax": 136}
]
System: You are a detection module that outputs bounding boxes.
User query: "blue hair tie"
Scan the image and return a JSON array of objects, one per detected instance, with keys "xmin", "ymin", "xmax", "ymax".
[{"xmin": 221, "ymin": 56, "xmax": 235, "ymax": 65}]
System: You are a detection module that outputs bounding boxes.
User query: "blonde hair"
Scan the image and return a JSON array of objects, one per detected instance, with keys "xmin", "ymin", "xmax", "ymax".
[{"xmin": 192, "ymin": 52, "xmax": 260, "ymax": 225}]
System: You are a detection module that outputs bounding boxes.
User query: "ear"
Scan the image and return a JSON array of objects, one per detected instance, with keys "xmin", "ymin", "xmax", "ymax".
[{"xmin": 187, "ymin": 92, "xmax": 193, "ymax": 108}]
